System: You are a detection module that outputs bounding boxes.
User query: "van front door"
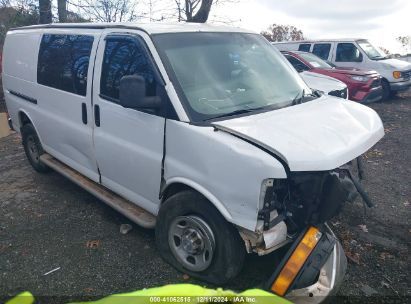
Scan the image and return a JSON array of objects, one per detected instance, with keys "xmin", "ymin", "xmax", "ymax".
[
  {"xmin": 92, "ymin": 31, "xmax": 165, "ymax": 214},
  {"xmin": 333, "ymin": 42, "xmax": 365, "ymax": 68}
]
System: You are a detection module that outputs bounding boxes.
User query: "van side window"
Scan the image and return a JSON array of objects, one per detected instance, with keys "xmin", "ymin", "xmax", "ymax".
[
  {"xmin": 336, "ymin": 43, "xmax": 363, "ymax": 62},
  {"xmin": 312, "ymin": 43, "xmax": 331, "ymax": 60},
  {"xmin": 284, "ymin": 55, "xmax": 309, "ymax": 72},
  {"xmin": 298, "ymin": 44, "xmax": 311, "ymax": 52},
  {"xmin": 37, "ymin": 34, "xmax": 94, "ymax": 96},
  {"xmin": 100, "ymin": 36, "xmax": 155, "ymax": 102}
]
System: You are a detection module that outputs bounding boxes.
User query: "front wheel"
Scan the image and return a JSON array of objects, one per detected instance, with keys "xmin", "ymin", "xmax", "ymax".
[
  {"xmin": 155, "ymin": 190, "xmax": 245, "ymax": 285},
  {"xmin": 381, "ymin": 79, "xmax": 391, "ymax": 101}
]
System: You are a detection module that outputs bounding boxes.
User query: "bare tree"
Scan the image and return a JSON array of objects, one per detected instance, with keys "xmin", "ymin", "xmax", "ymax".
[
  {"xmin": 39, "ymin": 0, "xmax": 51, "ymax": 23},
  {"xmin": 66, "ymin": 0, "xmax": 233, "ymax": 24},
  {"xmin": 397, "ymin": 36, "xmax": 411, "ymax": 54},
  {"xmin": 0, "ymin": 0, "xmax": 39, "ymax": 45},
  {"xmin": 68, "ymin": 0, "xmax": 139, "ymax": 22},
  {"xmin": 57, "ymin": 0, "xmax": 67, "ymax": 22},
  {"xmin": 173, "ymin": 0, "xmax": 215, "ymax": 23},
  {"xmin": 186, "ymin": 0, "xmax": 212, "ymax": 22},
  {"xmin": 378, "ymin": 46, "xmax": 390, "ymax": 55},
  {"xmin": 261, "ymin": 24, "xmax": 304, "ymax": 42}
]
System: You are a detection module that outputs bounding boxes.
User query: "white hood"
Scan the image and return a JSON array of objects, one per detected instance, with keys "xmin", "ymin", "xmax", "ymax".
[
  {"xmin": 380, "ymin": 58, "xmax": 411, "ymax": 70},
  {"xmin": 212, "ymin": 96, "xmax": 384, "ymax": 171},
  {"xmin": 300, "ymin": 71, "xmax": 347, "ymax": 94}
]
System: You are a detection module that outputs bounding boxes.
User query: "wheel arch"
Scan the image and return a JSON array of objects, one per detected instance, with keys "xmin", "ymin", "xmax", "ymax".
[
  {"xmin": 381, "ymin": 77, "xmax": 391, "ymax": 100},
  {"xmin": 161, "ymin": 178, "xmax": 233, "ymax": 223},
  {"xmin": 381, "ymin": 77, "xmax": 390, "ymax": 85},
  {"xmin": 18, "ymin": 109, "xmax": 35, "ymax": 129},
  {"xmin": 18, "ymin": 110, "xmax": 45, "ymax": 146}
]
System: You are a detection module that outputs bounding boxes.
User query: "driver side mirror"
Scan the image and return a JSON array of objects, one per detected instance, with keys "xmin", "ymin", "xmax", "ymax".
[{"xmin": 119, "ymin": 75, "xmax": 161, "ymax": 110}]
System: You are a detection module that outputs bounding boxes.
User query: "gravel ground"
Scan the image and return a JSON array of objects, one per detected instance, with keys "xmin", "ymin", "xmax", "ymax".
[{"xmin": 0, "ymin": 95, "xmax": 410, "ymax": 303}]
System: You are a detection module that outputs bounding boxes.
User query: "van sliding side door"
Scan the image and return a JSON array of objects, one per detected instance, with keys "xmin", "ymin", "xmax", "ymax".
[
  {"xmin": 91, "ymin": 30, "xmax": 165, "ymax": 214},
  {"xmin": 35, "ymin": 30, "xmax": 101, "ymax": 182}
]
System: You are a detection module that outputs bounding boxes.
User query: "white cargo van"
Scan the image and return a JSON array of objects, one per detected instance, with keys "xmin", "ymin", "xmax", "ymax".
[
  {"xmin": 3, "ymin": 23, "xmax": 384, "ymax": 301},
  {"xmin": 273, "ymin": 39, "xmax": 411, "ymax": 99}
]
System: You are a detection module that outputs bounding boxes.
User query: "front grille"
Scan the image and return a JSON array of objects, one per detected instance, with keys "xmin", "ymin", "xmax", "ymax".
[
  {"xmin": 328, "ymin": 87, "xmax": 348, "ymax": 99},
  {"xmin": 402, "ymin": 70, "xmax": 411, "ymax": 80},
  {"xmin": 370, "ymin": 78, "xmax": 381, "ymax": 88}
]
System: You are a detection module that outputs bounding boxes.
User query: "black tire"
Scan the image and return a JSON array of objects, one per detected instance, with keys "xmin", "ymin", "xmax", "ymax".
[
  {"xmin": 155, "ymin": 190, "xmax": 246, "ymax": 285},
  {"xmin": 389, "ymin": 90, "xmax": 398, "ymax": 98},
  {"xmin": 21, "ymin": 124, "xmax": 50, "ymax": 173},
  {"xmin": 381, "ymin": 79, "xmax": 391, "ymax": 101}
]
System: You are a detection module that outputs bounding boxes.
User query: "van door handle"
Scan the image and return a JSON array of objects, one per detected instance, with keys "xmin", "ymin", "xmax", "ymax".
[
  {"xmin": 81, "ymin": 103, "xmax": 87, "ymax": 124},
  {"xmin": 94, "ymin": 104, "xmax": 100, "ymax": 127}
]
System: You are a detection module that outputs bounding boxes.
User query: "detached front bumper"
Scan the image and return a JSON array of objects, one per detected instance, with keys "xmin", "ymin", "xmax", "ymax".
[
  {"xmin": 266, "ymin": 226, "xmax": 347, "ymax": 304},
  {"xmin": 286, "ymin": 241, "xmax": 347, "ymax": 303}
]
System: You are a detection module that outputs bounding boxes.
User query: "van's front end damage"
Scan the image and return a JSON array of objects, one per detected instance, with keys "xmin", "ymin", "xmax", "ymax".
[
  {"xmin": 259, "ymin": 166, "xmax": 361, "ymax": 235},
  {"xmin": 211, "ymin": 97, "xmax": 384, "ymax": 301},
  {"xmin": 237, "ymin": 163, "xmax": 368, "ymax": 303},
  {"xmin": 238, "ymin": 160, "xmax": 365, "ymax": 255}
]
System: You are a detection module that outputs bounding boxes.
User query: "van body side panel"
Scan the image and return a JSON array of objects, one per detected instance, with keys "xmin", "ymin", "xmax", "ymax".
[
  {"xmin": 3, "ymin": 29, "xmax": 101, "ymax": 182},
  {"xmin": 3, "ymin": 32, "xmax": 39, "ymax": 82},
  {"xmin": 164, "ymin": 120, "xmax": 287, "ymax": 231},
  {"xmin": 2, "ymin": 31, "xmax": 41, "ymax": 131}
]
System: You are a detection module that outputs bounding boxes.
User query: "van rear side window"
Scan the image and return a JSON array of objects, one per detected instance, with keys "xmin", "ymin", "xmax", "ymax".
[
  {"xmin": 312, "ymin": 43, "xmax": 331, "ymax": 60},
  {"xmin": 37, "ymin": 34, "xmax": 94, "ymax": 96},
  {"xmin": 298, "ymin": 44, "xmax": 311, "ymax": 52}
]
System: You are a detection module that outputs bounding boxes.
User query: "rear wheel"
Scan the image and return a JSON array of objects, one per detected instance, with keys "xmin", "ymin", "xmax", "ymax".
[
  {"xmin": 21, "ymin": 124, "xmax": 50, "ymax": 173},
  {"xmin": 155, "ymin": 190, "xmax": 245, "ymax": 285}
]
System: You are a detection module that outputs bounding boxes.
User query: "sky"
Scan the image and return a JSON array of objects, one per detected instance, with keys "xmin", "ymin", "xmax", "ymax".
[{"xmin": 210, "ymin": 0, "xmax": 411, "ymax": 54}]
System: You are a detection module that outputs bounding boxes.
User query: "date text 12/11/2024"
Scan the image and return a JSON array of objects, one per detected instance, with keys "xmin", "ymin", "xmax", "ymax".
[{"xmin": 149, "ymin": 296, "xmax": 260, "ymax": 303}]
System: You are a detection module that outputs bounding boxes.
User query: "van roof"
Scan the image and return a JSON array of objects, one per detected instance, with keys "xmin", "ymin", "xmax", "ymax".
[
  {"xmin": 272, "ymin": 38, "xmax": 366, "ymax": 44},
  {"xmin": 10, "ymin": 22, "xmax": 254, "ymax": 35}
]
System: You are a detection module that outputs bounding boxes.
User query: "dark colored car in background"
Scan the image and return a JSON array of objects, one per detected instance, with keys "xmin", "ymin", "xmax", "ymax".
[{"xmin": 282, "ymin": 51, "xmax": 383, "ymax": 103}]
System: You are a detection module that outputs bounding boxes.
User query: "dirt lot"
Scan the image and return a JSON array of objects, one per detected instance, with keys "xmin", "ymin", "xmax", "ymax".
[{"xmin": 0, "ymin": 95, "xmax": 410, "ymax": 303}]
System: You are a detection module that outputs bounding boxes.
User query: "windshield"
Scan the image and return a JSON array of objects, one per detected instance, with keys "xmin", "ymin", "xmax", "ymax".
[
  {"xmin": 153, "ymin": 32, "xmax": 310, "ymax": 121},
  {"xmin": 357, "ymin": 40, "xmax": 387, "ymax": 60},
  {"xmin": 298, "ymin": 52, "xmax": 332, "ymax": 69}
]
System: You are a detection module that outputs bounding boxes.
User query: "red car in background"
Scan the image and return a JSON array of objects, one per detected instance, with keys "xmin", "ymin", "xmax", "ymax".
[{"xmin": 282, "ymin": 51, "xmax": 383, "ymax": 103}]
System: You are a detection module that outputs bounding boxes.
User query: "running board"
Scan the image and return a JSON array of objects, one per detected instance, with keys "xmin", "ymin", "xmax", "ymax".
[{"xmin": 40, "ymin": 153, "xmax": 156, "ymax": 229}]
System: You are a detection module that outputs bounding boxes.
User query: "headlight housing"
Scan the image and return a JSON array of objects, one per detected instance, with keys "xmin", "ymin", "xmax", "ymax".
[
  {"xmin": 350, "ymin": 75, "xmax": 369, "ymax": 82},
  {"xmin": 393, "ymin": 71, "xmax": 402, "ymax": 79}
]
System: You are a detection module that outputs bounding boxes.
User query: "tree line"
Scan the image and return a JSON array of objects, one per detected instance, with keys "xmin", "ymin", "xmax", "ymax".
[
  {"xmin": 1, "ymin": 1, "xmax": 410, "ymax": 55},
  {"xmin": 0, "ymin": 0, "xmax": 223, "ymax": 45}
]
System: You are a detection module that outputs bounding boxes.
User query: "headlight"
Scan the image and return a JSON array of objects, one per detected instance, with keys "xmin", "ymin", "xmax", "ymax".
[
  {"xmin": 350, "ymin": 75, "xmax": 369, "ymax": 82},
  {"xmin": 393, "ymin": 71, "xmax": 402, "ymax": 79}
]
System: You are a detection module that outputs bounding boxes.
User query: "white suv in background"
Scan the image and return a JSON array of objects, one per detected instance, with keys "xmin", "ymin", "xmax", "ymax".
[{"xmin": 274, "ymin": 39, "xmax": 411, "ymax": 99}]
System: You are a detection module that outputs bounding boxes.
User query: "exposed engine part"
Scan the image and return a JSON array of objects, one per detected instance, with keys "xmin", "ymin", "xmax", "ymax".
[
  {"xmin": 237, "ymin": 219, "xmax": 290, "ymax": 255},
  {"xmin": 259, "ymin": 162, "xmax": 374, "ymax": 234},
  {"xmin": 347, "ymin": 171, "xmax": 374, "ymax": 208}
]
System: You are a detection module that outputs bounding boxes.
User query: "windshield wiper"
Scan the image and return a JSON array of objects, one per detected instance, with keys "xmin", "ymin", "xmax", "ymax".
[
  {"xmin": 205, "ymin": 107, "xmax": 264, "ymax": 121},
  {"xmin": 292, "ymin": 89, "xmax": 305, "ymax": 105},
  {"xmin": 372, "ymin": 56, "xmax": 387, "ymax": 60},
  {"xmin": 292, "ymin": 89, "xmax": 320, "ymax": 105}
]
